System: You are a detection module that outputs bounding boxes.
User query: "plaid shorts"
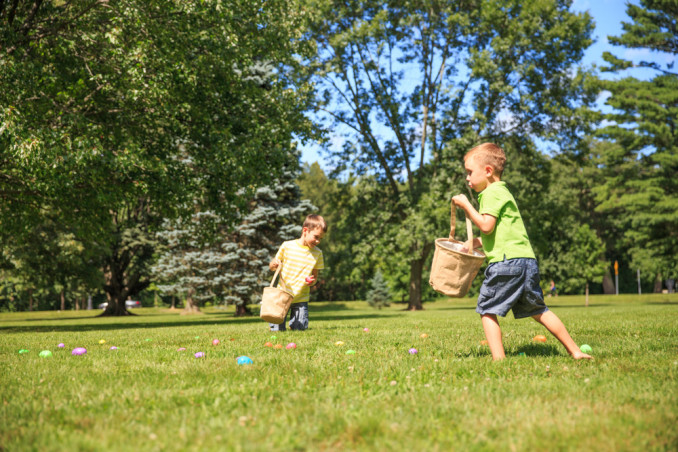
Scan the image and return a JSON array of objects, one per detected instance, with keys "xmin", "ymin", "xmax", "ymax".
[{"xmin": 476, "ymin": 258, "xmax": 549, "ymax": 319}]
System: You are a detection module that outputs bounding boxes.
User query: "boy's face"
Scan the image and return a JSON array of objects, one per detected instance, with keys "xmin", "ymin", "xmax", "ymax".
[
  {"xmin": 302, "ymin": 227, "xmax": 324, "ymax": 248},
  {"xmin": 464, "ymin": 155, "xmax": 492, "ymax": 192}
]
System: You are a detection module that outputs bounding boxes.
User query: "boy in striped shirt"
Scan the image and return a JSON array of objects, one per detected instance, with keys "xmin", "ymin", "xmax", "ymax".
[{"xmin": 268, "ymin": 215, "xmax": 326, "ymax": 331}]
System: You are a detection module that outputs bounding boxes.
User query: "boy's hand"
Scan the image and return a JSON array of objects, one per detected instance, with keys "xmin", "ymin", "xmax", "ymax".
[
  {"xmin": 269, "ymin": 258, "xmax": 281, "ymax": 271},
  {"xmin": 452, "ymin": 194, "xmax": 471, "ymax": 210}
]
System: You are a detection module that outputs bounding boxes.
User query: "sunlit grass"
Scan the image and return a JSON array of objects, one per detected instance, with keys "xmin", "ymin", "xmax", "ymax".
[{"xmin": 1, "ymin": 294, "xmax": 676, "ymax": 451}]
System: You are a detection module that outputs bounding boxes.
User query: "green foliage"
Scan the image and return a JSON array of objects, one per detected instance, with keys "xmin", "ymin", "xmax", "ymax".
[
  {"xmin": 0, "ymin": 1, "xmax": 316, "ymax": 313},
  {"xmin": 1, "ymin": 295, "xmax": 677, "ymax": 450},
  {"xmin": 596, "ymin": 0, "xmax": 678, "ymax": 284},
  {"xmin": 302, "ymin": 0, "xmax": 596, "ymax": 307},
  {"xmin": 154, "ymin": 153, "xmax": 314, "ymax": 314},
  {"xmin": 366, "ymin": 270, "xmax": 391, "ymax": 309}
]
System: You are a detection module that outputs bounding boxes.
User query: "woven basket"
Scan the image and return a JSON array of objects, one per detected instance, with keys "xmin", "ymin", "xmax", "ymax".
[
  {"xmin": 260, "ymin": 265, "xmax": 293, "ymax": 324},
  {"xmin": 429, "ymin": 203, "xmax": 485, "ymax": 297}
]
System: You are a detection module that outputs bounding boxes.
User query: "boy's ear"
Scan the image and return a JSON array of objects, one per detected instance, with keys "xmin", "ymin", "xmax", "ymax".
[{"xmin": 485, "ymin": 165, "xmax": 494, "ymax": 176}]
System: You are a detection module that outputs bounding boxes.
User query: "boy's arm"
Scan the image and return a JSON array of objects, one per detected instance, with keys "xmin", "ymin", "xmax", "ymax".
[
  {"xmin": 452, "ymin": 194, "xmax": 497, "ymax": 235},
  {"xmin": 269, "ymin": 244, "xmax": 285, "ymax": 271}
]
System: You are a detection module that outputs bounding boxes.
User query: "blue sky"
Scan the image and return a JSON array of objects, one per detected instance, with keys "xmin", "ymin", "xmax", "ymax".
[{"xmin": 300, "ymin": 0, "xmax": 669, "ymax": 167}]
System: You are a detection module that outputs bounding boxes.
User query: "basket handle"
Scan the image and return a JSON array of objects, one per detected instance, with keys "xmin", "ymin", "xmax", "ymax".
[
  {"xmin": 449, "ymin": 201, "xmax": 476, "ymax": 255},
  {"xmin": 269, "ymin": 263, "xmax": 291, "ymax": 292}
]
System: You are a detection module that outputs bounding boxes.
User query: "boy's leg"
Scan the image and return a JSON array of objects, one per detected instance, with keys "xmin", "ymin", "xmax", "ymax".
[
  {"xmin": 531, "ymin": 311, "xmax": 592, "ymax": 359},
  {"xmin": 481, "ymin": 314, "xmax": 505, "ymax": 360},
  {"xmin": 269, "ymin": 313, "xmax": 287, "ymax": 332},
  {"xmin": 288, "ymin": 302, "xmax": 309, "ymax": 331}
]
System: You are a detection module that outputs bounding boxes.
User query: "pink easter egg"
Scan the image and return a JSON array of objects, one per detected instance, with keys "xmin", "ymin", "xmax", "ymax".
[
  {"xmin": 286, "ymin": 342, "xmax": 297, "ymax": 350},
  {"xmin": 71, "ymin": 347, "xmax": 87, "ymax": 356}
]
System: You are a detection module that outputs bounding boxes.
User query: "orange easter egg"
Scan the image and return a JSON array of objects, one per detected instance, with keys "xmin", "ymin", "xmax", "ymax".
[{"xmin": 533, "ymin": 335, "xmax": 547, "ymax": 343}]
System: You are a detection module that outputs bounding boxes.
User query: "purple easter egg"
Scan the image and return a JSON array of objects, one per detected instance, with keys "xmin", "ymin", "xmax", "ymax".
[
  {"xmin": 109, "ymin": 346, "xmax": 118, "ymax": 350},
  {"xmin": 58, "ymin": 343, "xmax": 65, "ymax": 348},
  {"xmin": 194, "ymin": 352, "xmax": 205, "ymax": 358},
  {"xmin": 71, "ymin": 347, "xmax": 87, "ymax": 356},
  {"xmin": 408, "ymin": 348, "xmax": 418, "ymax": 354}
]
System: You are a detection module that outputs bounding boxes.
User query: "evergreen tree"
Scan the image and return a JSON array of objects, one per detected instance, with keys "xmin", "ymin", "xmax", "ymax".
[
  {"xmin": 153, "ymin": 152, "xmax": 314, "ymax": 315},
  {"xmin": 596, "ymin": 0, "xmax": 678, "ymax": 289},
  {"xmin": 366, "ymin": 271, "xmax": 391, "ymax": 309}
]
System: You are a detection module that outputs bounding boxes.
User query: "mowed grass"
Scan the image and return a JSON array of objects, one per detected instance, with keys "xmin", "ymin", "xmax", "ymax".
[{"xmin": 1, "ymin": 294, "xmax": 676, "ymax": 452}]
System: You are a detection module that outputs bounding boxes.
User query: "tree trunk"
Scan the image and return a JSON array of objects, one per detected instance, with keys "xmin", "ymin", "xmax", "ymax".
[
  {"xmin": 602, "ymin": 270, "xmax": 615, "ymax": 294},
  {"xmin": 407, "ymin": 242, "xmax": 432, "ymax": 311},
  {"xmin": 585, "ymin": 282, "xmax": 589, "ymax": 307},
  {"xmin": 28, "ymin": 289, "xmax": 33, "ymax": 312},
  {"xmin": 407, "ymin": 257, "xmax": 425, "ymax": 311},
  {"xmin": 60, "ymin": 290, "xmax": 65, "ymax": 311},
  {"xmin": 654, "ymin": 273, "xmax": 663, "ymax": 293},
  {"xmin": 181, "ymin": 290, "xmax": 202, "ymax": 315},
  {"xmin": 101, "ymin": 293, "xmax": 133, "ymax": 316},
  {"xmin": 235, "ymin": 303, "xmax": 252, "ymax": 317}
]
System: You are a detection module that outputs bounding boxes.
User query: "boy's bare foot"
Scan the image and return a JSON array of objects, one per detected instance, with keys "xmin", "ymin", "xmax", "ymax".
[{"xmin": 572, "ymin": 351, "xmax": 593, "ymax": 360}]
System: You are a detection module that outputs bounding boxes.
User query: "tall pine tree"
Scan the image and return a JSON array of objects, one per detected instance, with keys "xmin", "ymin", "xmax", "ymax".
[{"xmin": 595, "ymin": 0, "xmax": 678, "ymax": 289}]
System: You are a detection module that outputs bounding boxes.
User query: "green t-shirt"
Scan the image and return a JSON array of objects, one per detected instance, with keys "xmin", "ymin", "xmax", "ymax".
[{"xmin": 477, "ymin": 181, "xmax": 535, "ymax": 263}]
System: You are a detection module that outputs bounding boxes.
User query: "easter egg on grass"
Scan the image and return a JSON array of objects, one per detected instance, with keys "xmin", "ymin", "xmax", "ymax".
[
  {"xmin": 533, "ymin": 335, "xmax": 547, "ymax": 343},
  {"xmin": 334, "ymin": 341, "xmax": 344, "ymax": 346},
  {"xmin": 99, "ymin": 339, "xmax": 106, "ymax": 344},
  {"xmin": 237, "ymin": 356, "xmax": 253, "ymax": 365},
  {"xmin": 194, "ymin": 352, "xmax": 205, "ymax": 358},
  {"xmin": 212, "ymin": 339, "xmax": 220, "ymax": 346},
  {"xmin": 286, "ymin": 343, "xmax": 297, "ymax": 350},
  {"xmin": 264, "ymin": 342, "xmax": 273, "ymax": 347},
  {"xmin": 72, "ymin": 348, "xmax": 87, "ymax": 356},
  {"xmin": 39, "ymin": 350, "xmax": 53, "ymax": 358},
  {"xmin": 274, "ymin": 344, "xmax": 283, "ymax": 350},
  {"xmin": 58, "ymin": 343, "xmax": 65, "ymax": 348},
  {"xmin": 580, "ymin": 344, "xmax": 593, "ymax": 354},
  {"xmin": 408, "ymin": 348, "xmax": 418, "ymax": 355},
  {"xmin": 345, "ymin": 350, "xmax": 356, "ymax": 355},
  {"xmin": 18, "ymin": 349, "xmax": 29, "ymax": 354}
]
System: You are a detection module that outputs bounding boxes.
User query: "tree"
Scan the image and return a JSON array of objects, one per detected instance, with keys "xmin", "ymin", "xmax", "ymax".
[
  {"xmin": 595, "ymin": 0, "xmax": 678, "ymax": 289},
  {"xmin": 560, "ymin": 224, "xmax": 607, "ymax": 305},
  {"xmin": 366, "ymin": 270, "xmax": 391, "ymax": 309},
  {"xmin": 154, "ymin": 152, "xmax": 313, "ymax": 315},
  {"xmin": 1, "ymin": 1, "xmax": 316, "ymax": 314},
  {"xmin": 302, "ymin": 0, "xmax": 596, "ymax": 309}
]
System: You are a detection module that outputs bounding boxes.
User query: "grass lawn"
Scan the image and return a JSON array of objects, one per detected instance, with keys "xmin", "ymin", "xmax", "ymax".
[{"xmin": 1, "ymin": 294, "xmax": 676, "ymax": 451}]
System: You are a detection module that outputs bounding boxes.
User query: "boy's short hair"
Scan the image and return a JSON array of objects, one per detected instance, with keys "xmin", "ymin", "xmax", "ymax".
[
  {"xmin": 303, "ymin": 214, "xmax": 327, "ymax": 233},
  {"xmin": 465, "ymin": 143, "xmax": 506, "ymax": 175}
]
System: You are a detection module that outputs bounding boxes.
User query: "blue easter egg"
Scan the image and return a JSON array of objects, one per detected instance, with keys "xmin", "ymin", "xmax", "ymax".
[{"xmin": 236, "ymin": 356, "xmax": 253, "ymax": 365}]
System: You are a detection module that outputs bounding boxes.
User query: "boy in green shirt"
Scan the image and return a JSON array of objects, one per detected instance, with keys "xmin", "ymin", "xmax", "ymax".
[{"xmin": 453, "ymin": 143, "xmax": 592, "ymax": 361}]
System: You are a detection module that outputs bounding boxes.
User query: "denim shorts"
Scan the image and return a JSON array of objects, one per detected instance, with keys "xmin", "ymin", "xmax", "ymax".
[
  {"xmin": 476, "ymin": 258, "xmax": 548, "ymax": 319},
  {"xmin": 269, "ymin": 302, "xmax": 308, "ymax": 332}
]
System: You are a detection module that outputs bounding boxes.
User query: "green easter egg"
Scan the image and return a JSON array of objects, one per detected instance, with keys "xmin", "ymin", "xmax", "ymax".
[
  {"xmin": 580, "ymin": 344, "xmax": 593, "ymax": 354},
  {"xmin": 39, "ymin": 350, "xmax": 53, "ymax": 358},
  {"xmin": 18, "ymin": 349, "xmax": 29, "ymax": 354},
  {"xmin": 345, "ymin": 350, "xmax": 356, "ymax": 355}
]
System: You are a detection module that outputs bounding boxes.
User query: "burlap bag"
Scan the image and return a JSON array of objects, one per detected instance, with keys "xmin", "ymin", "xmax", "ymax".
[
  {"xmin": 429, "ymin": 203, "xmax": 485, "ymax": 297},
  {"xmin": 259, "ymin": 265, "xmax": 293, "ymax": 324}
]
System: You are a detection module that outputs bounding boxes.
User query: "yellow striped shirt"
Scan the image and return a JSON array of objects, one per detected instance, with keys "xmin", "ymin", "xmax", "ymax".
[{"xmin": 275, "ymin": 239, "xmax": 324, "ymax": 303}]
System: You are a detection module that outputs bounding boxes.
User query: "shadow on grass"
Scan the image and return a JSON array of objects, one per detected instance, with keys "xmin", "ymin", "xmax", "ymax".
[
  {"xmin": 513, "ymin": 343, "xmax": 562, "ymax": 357},
  {"xmin": 0, "ymin": 305, "xmax": 398, "ymax": 334}
]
